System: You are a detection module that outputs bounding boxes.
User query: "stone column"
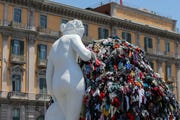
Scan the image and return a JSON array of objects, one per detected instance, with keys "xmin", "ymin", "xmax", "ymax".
[
  {"xmin": 1, "ymin": 33, "xmax": 9, "ymax": 97},
  {"xmin": 3, "ymin": 3, "xmax": 8, "ymax": 26},
  {"xmin": 176, "ymin": 63, "xmax": 180, "ymax": 103},
  {"xmin": 27, "ymin": 36, "xmax": 36, "ymax": 100}
]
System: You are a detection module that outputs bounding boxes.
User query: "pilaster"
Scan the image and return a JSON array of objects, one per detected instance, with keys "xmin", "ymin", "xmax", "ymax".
[
  {"xmin": 27, "ymin": 36, "xmax": 36, "ymax": 100},
  {"xmin": 3, "ymin": 3, "xmax": 9, "ymax": 26},
  {"xmin": 1, "ymin": 32, "xmax": 9, "ymax": 97}
]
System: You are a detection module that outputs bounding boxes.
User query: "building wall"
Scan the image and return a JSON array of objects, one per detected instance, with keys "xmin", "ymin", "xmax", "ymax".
[
  {"xmin": 115, "ymin": 7, "xmax": 174, "ymax": 31},
  {"xmin": 0, "ymin": 0, "xmax": 180, "ymax": 119}
]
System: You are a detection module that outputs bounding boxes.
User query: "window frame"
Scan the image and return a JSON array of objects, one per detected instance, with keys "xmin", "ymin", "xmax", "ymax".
[
  {"xmin": 122, "ymin": 31, "xmax": 131, "ymax": 43},
  {"xmin": 144, "ymin": 37, "xmax": 153, "ymax": 51},
  {"xmin": 39, "ymin": 14, "xmax": 47, "ymax": 28},
  {"xmin": 12, "ymin": 108, "xmax": 20, "ymax": 120},
  {"xmin": 98, "ymin": 27, "xmax": 109, "ymax": 39},
  {"xmin": 11, "ymin": 39, "xmax": 24, "ymax": 56},
  {"xmin": 38, "ymin": 44, "xmax": 47, "ymax": 60},
  {"xmin": 13, "ymin": 8, "xmax": 22, "ymax": 23}
]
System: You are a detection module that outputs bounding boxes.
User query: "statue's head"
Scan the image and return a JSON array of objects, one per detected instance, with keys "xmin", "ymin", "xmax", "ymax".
[{"xmin": 61, "ymin": 19, "xmax": 85, "ymax": 38}]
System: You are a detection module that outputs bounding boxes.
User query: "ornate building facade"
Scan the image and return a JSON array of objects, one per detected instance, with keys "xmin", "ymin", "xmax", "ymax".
[{"xmin": 0, "ymin": 0, "xmax": 179, "ymax": 119}]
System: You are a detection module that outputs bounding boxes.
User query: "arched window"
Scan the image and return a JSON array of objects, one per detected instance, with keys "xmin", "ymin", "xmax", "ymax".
[
  {"xmin": 37, "ymin": 69, "xmax": 47, "ymax": 94},
  {"xmin": 10, "ymin": 65, "xmax": 24, "ymax": 92}
]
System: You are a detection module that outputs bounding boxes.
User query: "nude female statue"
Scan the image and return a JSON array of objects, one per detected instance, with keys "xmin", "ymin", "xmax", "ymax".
[{"xmin": 45, "ymin": 19, "xmax": 92, "ymax": 120}]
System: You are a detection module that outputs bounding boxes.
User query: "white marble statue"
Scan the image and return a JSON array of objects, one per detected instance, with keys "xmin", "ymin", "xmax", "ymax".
[{"xmin": 45, "ymin": 19, "xmax": 92, "ymax": 120}]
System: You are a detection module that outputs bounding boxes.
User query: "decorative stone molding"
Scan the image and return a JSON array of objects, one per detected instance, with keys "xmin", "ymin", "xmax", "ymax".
[{"xmin": 10, "ymin": 65, "xmax": 24, "ymax": 77}]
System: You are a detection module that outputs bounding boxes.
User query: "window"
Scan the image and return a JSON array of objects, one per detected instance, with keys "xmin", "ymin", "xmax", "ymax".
[
  {"xmin": 39, "ymin": 78, "xmax": 47, "ymax": 93},
  {"xmin": 144, "ymin": 37, "xmax": 153, "ymax": 51},
  {"xmin": 122, "ymin": 32, "xmax": 131, "ymax": 43},
  {"xmin": 12, "ymin": 108, "xmax": 20, "ymax": 120},
  {"xmin": 98, "ymin": 27, "xmax": 109, "ymax": 39},
  {"xmin": 83, "ymin": 24, "xmax": 88, "ymax": 37},
  {"xmin": 38, "ymin": 44, "xmax": 47, "ymax": 59},
  {"xmin": 61, "ymin": 19, "xmax": 68, "ymax": 24},
  {"xmin": 166, "ymin": 65, "xmax": 172, "ymax": 80},
  {"xmin": 40, "ymin": 15, "xmax": 47, "ymax": 28},
  {"xmin": 165, "ymin": 41, "xmax": 170, "ymax": 53},
  {"xmin": 12, "ymin": 75, "xmax": 21, "ymax": 92},
  {"xmin": 11, "ymin": 39, "xmax": 24, "ymax": 55},
  {"xmin": 13, "ymin": 8, "xmax": 21, "ymax": 23}
]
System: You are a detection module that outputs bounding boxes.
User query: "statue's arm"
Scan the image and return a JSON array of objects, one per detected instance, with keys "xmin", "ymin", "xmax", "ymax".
[
  {"xmin": 46, "ymin": 50, "xmax": 54, "ymax": 96},
  {"xmin": 71, "ymin": 35, "xmax": 91, "ymax": 61}
]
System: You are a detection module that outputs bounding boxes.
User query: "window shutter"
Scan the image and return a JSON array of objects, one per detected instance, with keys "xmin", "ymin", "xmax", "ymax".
[
  {"xmin": 105, "ymin": 29, "xmax": 109, "ymax": 39},
  {"xmin": 144, "ymin": 37, "xmax": 148, "ymax": 51},
  {"xmin": 149, "ymin": 38, "xmax": 153, "ymax": 48},
  {"xmin": 20, "ymin": 41, "xmax": 24, "ymax": 55},
  {"xmin": 98, "ymin": 28, "xmax": 102, "ymax": 39},
  {"xmin": 127, "ymin": 33, "xmax": 131, "ymax": 43},
  {"xmin": 122, "ymin": 32, "xmax": 125, "ymax": 40}
]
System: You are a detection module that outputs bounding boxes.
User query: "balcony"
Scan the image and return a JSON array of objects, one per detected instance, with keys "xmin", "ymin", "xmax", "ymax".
[
  {"xmin": 36, "ymin": 93, "xmax": 51, "ymax": 101},
  {"xmin": 146, "ymin": 48, "xmax": 156, "ymax": 54},
  {"xmin": 164, "ymin": 51, "xmax": 175, "ymax": 58},
  {"xmin": 37, "ymin": 58, "xmax": 47, "ymax": 67},
  {"xmin": 10, "ymin": 54, "xmax": 25, "ymax": 64},
  {"xmin": 10, "ymin": 21, "xmax": 27, "ymax": 29},
  {"xmin": 37, "ymin": 26, "xmax": 60, "ymax": 37},
  {"xmin": 7, "ymin": 91, "xmax": 28, "ymax": 100}
]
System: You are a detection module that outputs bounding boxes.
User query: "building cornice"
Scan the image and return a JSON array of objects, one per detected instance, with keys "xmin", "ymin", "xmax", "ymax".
[
  {"xmin": 111, "ymin": 17, "xmax": 180, "ymax": 40},
  {"xmin": 110, "ymin": 2, "xmax": 176, "ymax": 25},
  {"xmin": 1, "ymin": 0, "xmax": 180, "ymax": 41}
]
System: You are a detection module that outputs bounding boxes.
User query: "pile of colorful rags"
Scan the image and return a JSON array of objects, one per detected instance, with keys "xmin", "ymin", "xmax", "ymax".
[{"xmin": 79, "ymin": 37, "xmax": 179, "ymax": 120}]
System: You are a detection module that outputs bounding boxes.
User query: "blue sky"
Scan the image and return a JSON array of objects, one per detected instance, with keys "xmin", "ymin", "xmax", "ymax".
[{"xmin": 52, "ymin": 0, "xmax": 180, "ymax": 32}]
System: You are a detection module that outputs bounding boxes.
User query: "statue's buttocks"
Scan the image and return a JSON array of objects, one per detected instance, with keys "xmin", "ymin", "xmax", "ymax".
[{"xmin": 45, "ymin": 20, "xmax": 91, "ymax": 120}]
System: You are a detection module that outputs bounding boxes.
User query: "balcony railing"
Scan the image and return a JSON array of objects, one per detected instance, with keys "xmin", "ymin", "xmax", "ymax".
[
  {"xmin": 7, "ymin": 91, "xmax": 28, "ymax": 99},
  {"xmin": 145, "ymin": 48, "xmax": 180, "ymax": 59},
  {"xmin": 11, "ymin": 21, "xmax": 27, "ymax": 29},
  {"xmin": 37, "ymin": 58, "xmax": 47, "ymax": 67},
  {"xmin": 37, "ymin": 26, "xmax": 60, "ymax": 37},
  {"xmin": 10, "ymin": 54, "xmax": 25, "ymax": 64},
  {"xmin": 36, "ymin": 93, "xmax": 51, "ymax": 101}
]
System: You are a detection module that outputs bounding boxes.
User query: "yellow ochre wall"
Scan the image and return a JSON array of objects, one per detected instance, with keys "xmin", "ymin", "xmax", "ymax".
[
  {"xmin": 0, "ymin": 3, "xmax": 4, "ymax": 21},
  {"xmin": 115, "ymin": 8, "xmax": 174, "ymax": 31}
]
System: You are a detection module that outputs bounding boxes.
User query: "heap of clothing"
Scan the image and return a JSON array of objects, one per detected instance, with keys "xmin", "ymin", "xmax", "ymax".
[{"xmin": 79, "ymin": 37, "xmax": 179, "ymax": 120}]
